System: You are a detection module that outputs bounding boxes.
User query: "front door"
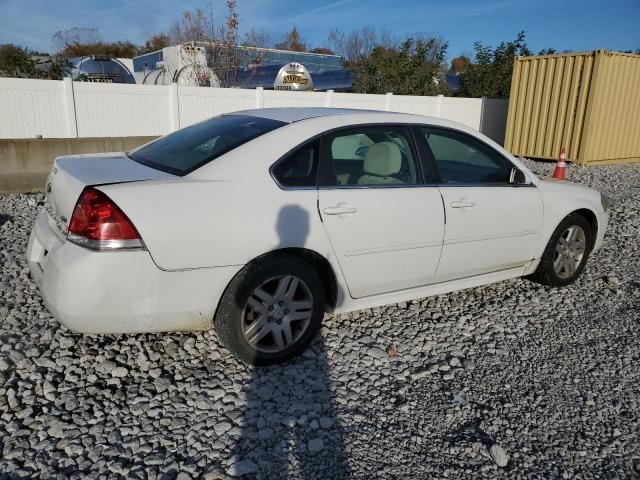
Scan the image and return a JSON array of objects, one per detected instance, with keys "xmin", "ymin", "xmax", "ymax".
[
  {"xmin": 317, "ymin": 125, "xmax": 445, "ymax": 298},
  {"xmin": 418, "ymin": 126, "xmax": 543, "ymax": 282}
]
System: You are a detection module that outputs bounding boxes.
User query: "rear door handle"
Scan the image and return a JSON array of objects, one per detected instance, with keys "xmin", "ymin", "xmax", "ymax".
[
  {"xmin": 323, "ymin": 203, "xmax": 358, "ymax": 215},
  {"xmin": 450, "ymin": 198, "xmax": 476, "ymax": 209}
]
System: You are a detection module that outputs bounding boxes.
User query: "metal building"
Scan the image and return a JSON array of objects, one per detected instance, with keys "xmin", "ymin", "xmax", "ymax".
[
  {"xmin": 133, "ymin": 43, "xmax": 343, "ymax": 75},
  {"xmin": 132, "ymin": 42, "xmax": 350, "ymax": 90},
  {"xmin": 505, "ymin": 50, "xmax": 640, "ymax": 165},
  {"xmin": 66, "ymin": 56, "xmax": 136, "ymax": 84}
]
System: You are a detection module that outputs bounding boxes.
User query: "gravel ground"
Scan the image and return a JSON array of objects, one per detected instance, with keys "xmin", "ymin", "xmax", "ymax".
[{"xmin": 1, "ymin": 160, "xmax": 639, "ymax": 479}]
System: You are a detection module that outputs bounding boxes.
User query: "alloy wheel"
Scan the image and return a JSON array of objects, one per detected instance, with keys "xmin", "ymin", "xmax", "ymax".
[
  {"xmin": 553, "ymin": 225, "xmax": 587, "ymax": 279},
  {"xmin": 241, "ymin": 275, "xmax": 314, "ymax": 353}
]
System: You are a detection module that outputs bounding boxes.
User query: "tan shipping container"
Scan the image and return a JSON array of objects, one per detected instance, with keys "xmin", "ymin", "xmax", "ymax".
[{"xmin": 504, "ymin": 50, "xmax": 640, "ymax": 165}]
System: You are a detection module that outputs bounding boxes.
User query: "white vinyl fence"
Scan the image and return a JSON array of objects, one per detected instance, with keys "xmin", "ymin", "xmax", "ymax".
[{"xmin": 0, "ymin": 77, "xmax": 509, "ymax": 144}]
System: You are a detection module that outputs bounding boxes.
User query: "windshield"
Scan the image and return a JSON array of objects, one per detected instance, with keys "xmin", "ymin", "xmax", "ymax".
[{"xmin": 128, "ymin": 114, "xmax": 286, "ymax": 175}]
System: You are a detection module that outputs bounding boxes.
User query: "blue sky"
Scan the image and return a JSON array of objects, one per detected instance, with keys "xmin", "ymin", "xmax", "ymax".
[{"xmin": 1, "ymin": 0, "xmax": 638, "ymax": 59}]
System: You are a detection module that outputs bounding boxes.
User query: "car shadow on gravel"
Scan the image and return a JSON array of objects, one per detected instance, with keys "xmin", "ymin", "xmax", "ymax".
[
  {"xmin": 223, "ymin": 205, "xmax": 351, "ymax": 479},
  {"xmin": 0, "ymin": 213, "xmax": 12, "ymax": 227},
  {"xmin": 227, "ymin": 336, "xmax": 351, "ymax": 479}
]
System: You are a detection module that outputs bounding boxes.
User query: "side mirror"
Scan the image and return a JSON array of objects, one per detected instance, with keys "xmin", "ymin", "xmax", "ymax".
[{"xmin": 509, "ymin": 167, "xmax": 527, "ymax": 185}]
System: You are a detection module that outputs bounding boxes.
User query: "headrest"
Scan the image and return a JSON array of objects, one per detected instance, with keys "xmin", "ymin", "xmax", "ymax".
[
  {"xmin": 363, "ymin": 142, "xmax": 402, "ymax": 177},
  {"xmin": 332, "ymin": 135, "xmax": 362, "ymax": 159}
]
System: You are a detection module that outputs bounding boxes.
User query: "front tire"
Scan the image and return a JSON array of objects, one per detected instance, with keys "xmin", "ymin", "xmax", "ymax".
[
  {"xmin": 528, "ymin": 213, "xmax": 593, "ymax": 287},
  {"xmin": 214, "ymin": 254, "xmax": 326, "ymax": 366}
]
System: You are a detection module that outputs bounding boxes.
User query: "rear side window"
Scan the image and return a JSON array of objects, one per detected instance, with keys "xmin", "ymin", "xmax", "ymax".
[
  {"xmin": 128, "ymin": 115, "xmax": 285, "ymax": 175},
  {"xmin": 272, "ymin": 140, "xmax": 319, "ymax": 188}
]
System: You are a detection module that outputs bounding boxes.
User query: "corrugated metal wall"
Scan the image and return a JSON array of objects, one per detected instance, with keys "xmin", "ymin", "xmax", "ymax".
[
  {"xmin": 505, "ymin": 50, "xmax": 640, "ymax": 165},
  {"xmin": 580, "ymin": 51, "xmax": 640, "ymax": 164}
]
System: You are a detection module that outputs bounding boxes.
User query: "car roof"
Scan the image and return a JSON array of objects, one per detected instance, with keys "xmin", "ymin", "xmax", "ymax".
[
  {"xmin": 228, "ymin": 107, "xmax": 480, "ymax": 138},
  {"xmin": 229, "ymin": 107, "xmax": 400, "ymax": 124}
]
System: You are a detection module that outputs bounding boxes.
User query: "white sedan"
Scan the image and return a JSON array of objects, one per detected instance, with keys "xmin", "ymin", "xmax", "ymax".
[{"xmin": 27, "ymin": 108, "xmax": 609, "ymax": 365}]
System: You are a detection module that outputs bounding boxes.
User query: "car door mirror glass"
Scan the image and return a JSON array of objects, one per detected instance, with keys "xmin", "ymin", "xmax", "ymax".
[{"xmin": 509, "ymin": 167, "xmax": 528, "ymax": 185}]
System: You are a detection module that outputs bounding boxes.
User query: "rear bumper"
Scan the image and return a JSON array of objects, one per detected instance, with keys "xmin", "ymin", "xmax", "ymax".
[{"xmin": 27, "ymin": 209, "xmax": 241, "ymax": 334}]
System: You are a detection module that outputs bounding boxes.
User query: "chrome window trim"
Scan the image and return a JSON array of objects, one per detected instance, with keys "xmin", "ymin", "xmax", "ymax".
[
  {"xmin": 436, "ymin": 182, "xmax": 537, "ymax": 188},
  {"xmin": 317, "ymin": 182, "xmax": 535, "ymax": 191},
  {"xmin": 318, "ymin": 183, "xmax": 440, "ymax": 191}
]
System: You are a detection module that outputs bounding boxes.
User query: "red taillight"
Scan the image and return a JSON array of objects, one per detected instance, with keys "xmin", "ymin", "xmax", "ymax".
[{"xmin": 68, "ymin": 187, "xmax": 143, "ymax": 249}]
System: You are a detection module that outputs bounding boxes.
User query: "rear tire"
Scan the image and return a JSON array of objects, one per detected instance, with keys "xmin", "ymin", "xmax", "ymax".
[
  {"xmin": 528, "ymin": 213, "xmax": 593, "ymax": 287},
  {"xmin": 214, "ymin": 254, "xmax": 325, "ymax": 366}
]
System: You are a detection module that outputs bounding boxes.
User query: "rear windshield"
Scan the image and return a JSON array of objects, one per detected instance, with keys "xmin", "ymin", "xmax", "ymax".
[{"xmin": 128, "ymin": 114, "xmax": 286, "ymax": 175}]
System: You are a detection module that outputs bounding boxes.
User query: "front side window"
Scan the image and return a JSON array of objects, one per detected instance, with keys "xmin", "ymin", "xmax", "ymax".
[
  {"xmin": 272, "ymin": 140, "xmax": 319, "ymax": 188},
  {"xmin": 421, "ymin": 128, "xmax": 510, "ymax": 184},
  {"xmin": 323, "ymin": 126, "xmax": 420, "ymax": 187},
  {"xmin": 128, "ymin": 115, "xmax": 285, "ymax": 175}
]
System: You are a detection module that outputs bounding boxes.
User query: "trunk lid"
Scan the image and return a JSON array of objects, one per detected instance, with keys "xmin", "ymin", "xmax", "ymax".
[{"xmin": 45, "ymin": 152, "xmax": 174, "ymax": 233}]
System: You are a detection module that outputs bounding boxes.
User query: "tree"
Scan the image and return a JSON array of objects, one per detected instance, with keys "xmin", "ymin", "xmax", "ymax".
[
  {"xmin": 310, "ymin": 47, "xmax": 334, "ymax": 55},
  {"xmin": 0, "ymin": 44, "xmax": 36, "ymax": 77},
  {"xmin": 163, "ymin": 2, "xmax": 253, "ymax": 86},
  {"xmin": 242, "ymin": 28, "xmax": 273, "ymax": 48},
  {"xmin": 59, "ymin": 41, "xmax": 139, "ymax": 58},
  {"xmin": 275, "ymin": 27, "xmax": 306, "ymax": 52},
  {"xmin": 0, "ymin": 44, "xmax": 67, "ymax": 79},
  {"xmin": 457, "ymin": 31, "xmax": 531, "ymax": 98},
  {"xmin": 141, "ymin": 34, "xmax": 170, "ymax": 54},
  {"xmin": 52, "ymin": 27, "xmax": 102, "ymax": 52},
  {"xmin": 39, "ymin": 56, "xmax": 68, "ymax": 80},
  {"xmin": 329, "ymin": 27, "xmax": 395, "ymax": 67},
  {"xmin": 353, "ymin": 37, "xmax": 448, "ymax": 96},
  {"xmin": 168, "ymin": 9, "xmax": 210, "ymax": 43},
  {"xmin": 449, "ymin": 55, "xmax": 471, "ymax": 74},
  {"xmin": 52, "ymin": 26, "xmax": 144, "ymax": 58}
]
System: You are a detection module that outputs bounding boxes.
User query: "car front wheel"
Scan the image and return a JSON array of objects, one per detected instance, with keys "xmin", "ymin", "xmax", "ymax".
[
  {"xmin": 529, "ymin": 213, "xmax": 593, "ymax": 287},
  {"xmin": 214, "ymin": 254, "xmax": 326, "ymax": 366}
]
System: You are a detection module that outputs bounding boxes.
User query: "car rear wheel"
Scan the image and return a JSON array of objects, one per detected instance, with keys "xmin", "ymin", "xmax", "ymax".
[
  {"xmin": 528, "ymin": 213, "xmax": 593, "ymax": 287},
  {"xmin": 214, "ymin": 254, "xmax": 326, "ymax": 366}
]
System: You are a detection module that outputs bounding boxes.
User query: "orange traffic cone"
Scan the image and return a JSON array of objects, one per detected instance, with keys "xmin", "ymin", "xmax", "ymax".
[{"xmin": 553, "ymin": 147, "xmax": 567, "ymax": 180}]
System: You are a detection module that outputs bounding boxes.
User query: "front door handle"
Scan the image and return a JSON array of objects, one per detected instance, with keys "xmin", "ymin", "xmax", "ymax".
[
  {"xmin": 450, "ymin": 198, "xmax": 476, "ymax": 209},
  {"xmin": 323, "ymin": 203, "xmax": 358, "ymax": 215}
]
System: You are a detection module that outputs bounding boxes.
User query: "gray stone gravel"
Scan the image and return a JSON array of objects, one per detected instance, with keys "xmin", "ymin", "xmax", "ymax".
[{"xmin": 1, "ymin": 160, "xmax": 639, "ymax": 479}]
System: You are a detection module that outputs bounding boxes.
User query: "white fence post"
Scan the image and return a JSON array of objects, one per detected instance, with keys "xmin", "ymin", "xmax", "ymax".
[
  {"xmin": 479, "ymin": 96, "xmax": 487, "ymax": 133},
  {"xmin": 436, "ymin": 94, "xmax": 444, "ymax": 118},
  {"xmin": 256, "ymin": 87, "xmax": 264, "ymax": 108},
  {"xmin": 325, "ymin": 89, "xmax": 334, "ymax": 107},
  {"xmin": 62, "ymin": 78, "xmax": 78, "ymax": 138},
  {"xmin": 170, "ymin": 83, "xmax": 180, "ymax": 131},
  {"xmin": 385, "ymin": 92, "xmax": 393, "ymax": 111}
]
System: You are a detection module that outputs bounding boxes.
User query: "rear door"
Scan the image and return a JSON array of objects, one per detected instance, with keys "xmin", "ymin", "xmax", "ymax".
[
  {"xmin": 317, "ymin": 125, "xmax": 445, "ymax": 298},
  {"xmin": 417, "ymin": 126, "xmax": 543, "ymax": 282}
]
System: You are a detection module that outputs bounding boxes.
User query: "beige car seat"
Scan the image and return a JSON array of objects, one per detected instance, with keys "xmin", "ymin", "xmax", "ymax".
[{"xmin": 357, "ymin": 141, "xmax": 404, "ymax": 185}]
